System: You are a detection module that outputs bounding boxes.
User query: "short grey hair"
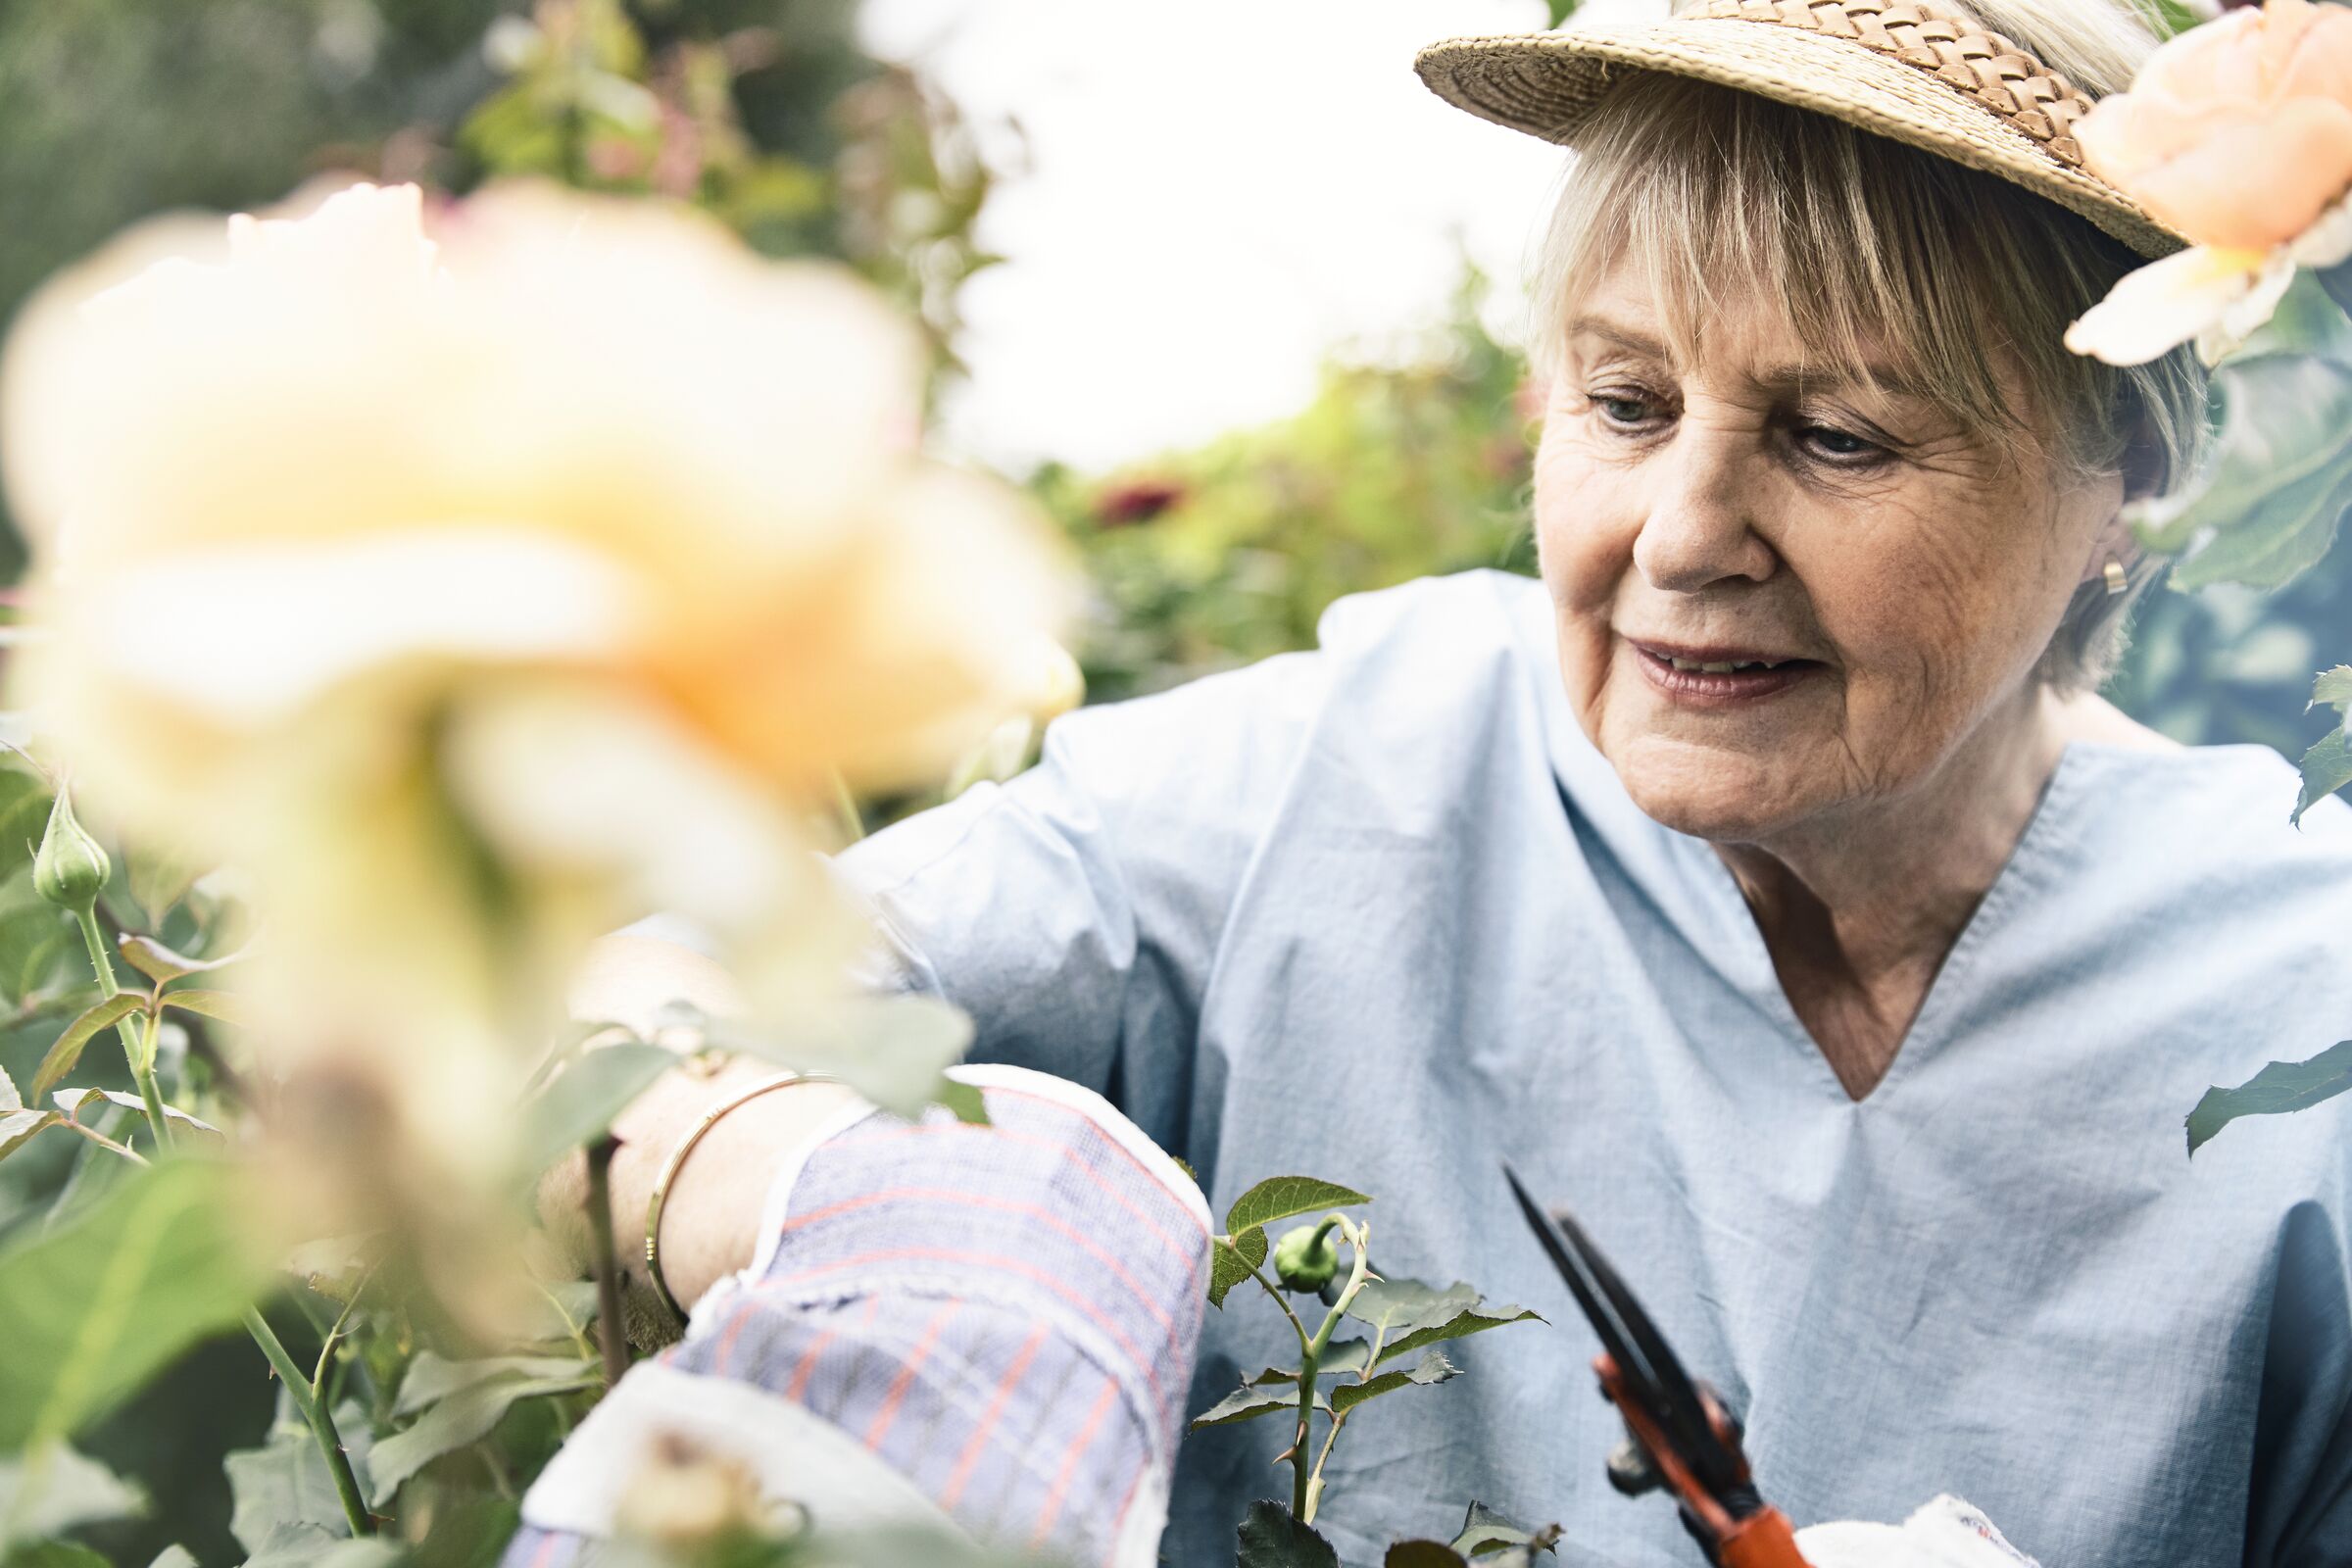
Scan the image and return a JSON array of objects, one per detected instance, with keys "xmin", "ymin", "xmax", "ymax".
[{"xmin": 1527, "ymin": 0, "xmax": 2209, "ymax": 693}]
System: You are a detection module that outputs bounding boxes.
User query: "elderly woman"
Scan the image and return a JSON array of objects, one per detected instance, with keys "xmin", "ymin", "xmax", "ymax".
[{"xmin": 515, "ymin": 1, "xmax": 2352, "ymax": 1565}]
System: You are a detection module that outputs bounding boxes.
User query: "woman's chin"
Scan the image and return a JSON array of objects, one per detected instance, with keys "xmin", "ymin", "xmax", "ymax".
[{"xmin": 1607, "ymin": 740, "xmax": 1816, "ymax": 845}]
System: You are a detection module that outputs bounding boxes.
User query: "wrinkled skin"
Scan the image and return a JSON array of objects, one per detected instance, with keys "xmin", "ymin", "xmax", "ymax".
[{"xmin": 1533, "ymin": 258, "xmax": 2146, "ymax": 1096}]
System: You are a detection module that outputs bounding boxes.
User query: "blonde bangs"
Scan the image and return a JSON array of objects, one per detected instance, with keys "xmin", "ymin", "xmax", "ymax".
[{"xmin": 1532, "ymin": 74, "xmax": 2180, "ymax": 476}]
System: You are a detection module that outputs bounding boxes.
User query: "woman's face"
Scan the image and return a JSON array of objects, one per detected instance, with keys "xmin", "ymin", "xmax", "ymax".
[{"xmin": 1533, "ymin": 258, "xmax": 2123, "ymax": 843}]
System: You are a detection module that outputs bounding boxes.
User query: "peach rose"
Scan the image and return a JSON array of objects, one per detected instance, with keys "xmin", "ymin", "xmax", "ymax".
[{"xmin": 2077, "ymin": 0, "xmax": 2352, "ymax": 251}]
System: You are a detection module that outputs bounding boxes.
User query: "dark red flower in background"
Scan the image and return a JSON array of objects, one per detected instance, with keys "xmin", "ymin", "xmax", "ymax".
[{"xmin": 1096, "ymin": 477, "xmax": 1187, "ymax": 527}]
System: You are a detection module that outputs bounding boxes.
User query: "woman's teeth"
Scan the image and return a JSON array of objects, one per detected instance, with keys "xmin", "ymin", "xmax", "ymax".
[{"xmin": 1666, "ymin": 658, "xmax": 1783, "ymax": 672}]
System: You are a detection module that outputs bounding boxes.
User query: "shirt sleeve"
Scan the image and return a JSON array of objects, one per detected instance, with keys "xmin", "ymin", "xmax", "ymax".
[
  {"xmin": 832, "ymin": 648, "xmax": 1326, "ymax": 1145},
  {"xmin": 501, "ymin": 1064, "xmax": 1213, "ymax": 1568}
]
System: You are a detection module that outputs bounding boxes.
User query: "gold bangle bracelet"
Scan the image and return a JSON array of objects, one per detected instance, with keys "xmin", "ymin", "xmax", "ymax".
[{"xmin": 643, "ymin": 1070, "xmax": 834, "ymax": 1328}]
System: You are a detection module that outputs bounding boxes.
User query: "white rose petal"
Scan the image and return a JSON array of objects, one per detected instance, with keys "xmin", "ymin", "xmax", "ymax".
[{"xmin": 2065, "ymin": 244, "xmax": 2269, "ymax": 366}]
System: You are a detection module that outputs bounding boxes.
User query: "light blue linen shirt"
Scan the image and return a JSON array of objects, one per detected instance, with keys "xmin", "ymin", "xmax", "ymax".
[{"xmin": 836, "ymin": 569, "xmax": 2352, "ymax": 1568}]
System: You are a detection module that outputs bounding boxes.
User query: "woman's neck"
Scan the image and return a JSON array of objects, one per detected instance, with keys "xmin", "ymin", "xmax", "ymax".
[{"xmin": 1711, "ymin": 683, "xmax": 2080, "ymax": 1098}]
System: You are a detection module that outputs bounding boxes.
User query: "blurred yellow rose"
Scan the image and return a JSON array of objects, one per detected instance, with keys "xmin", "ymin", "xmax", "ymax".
[
  {"xmin": 0, "ymin": 179, "xmax": 1073, "ymax": 1228},
  {"xmin": 2077, "ymin": 0, "xmax": 2352, "ymax": 252}
]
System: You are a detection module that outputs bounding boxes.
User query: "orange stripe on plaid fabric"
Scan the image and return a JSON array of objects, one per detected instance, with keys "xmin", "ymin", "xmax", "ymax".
[
  {"xmin": 781, "ymin": 1187, "xmax": 1179, "ymax": 1333},
  {"xmin": 832, "ymin": 1123, "xmax": 1202, "ymax": 1267},
  {"xmin": 938, "ymin": 1320, "xmax": 1053, "ymax": 1510},
  {"xmin": 771, "ymin": 1247, "xmax": 1168, "ymax": 1400},
  {"xmin": 785, "ymin": 1295, "xmax": 880, "ymax": 1404},
  {"xmin": 863, "ymin": 1300, "xmax": 964, "ymax": 1450},
  {"xmin": 1031, "ymin": 1372, "xmax": 1122, "ymax": 1547}
]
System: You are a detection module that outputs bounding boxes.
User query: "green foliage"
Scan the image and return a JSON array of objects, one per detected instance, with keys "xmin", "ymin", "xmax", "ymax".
[
  {"xmin": 518, "ymin": 1042, "xmax": 675, "ymax": 1175},
  {"xmin": 0, "ymin": 1159, "xmax": 257, "ymax": 1448},
  {"xmin": 225, "ymin": 1407, "xmax": 374, "ymax": 1555},
  {"xmin": 712, "ymin": 994, "xmax": 986, "ymax": 1124},
  {"xmin": 1199, "ymin": 1175, "xmax": 1543, "ymax": 1556},
  {"xmin": 1208, "ymin": 1223, "xmax": 1271, "ymax": 1310},
  {"xmin": 2186, "ymin": 1039, "xmax": 2352, "ymax": 1154},
  {"xmin": 1341, "ymin": 1279, "xmax": 1544, "ymax": 1366},
  {"xmin": 1238, "ymin": 1500, "xmax": 1340, "ymax": 1568},
  {"xmin": 0, "ymin": 1443, "xmax": 143, "ymax": 1548},
  {"xmin": 1228, "ymin": 1177, "xmax": 1372, "ymax": 1236},
  {"xmin": 1040, "ymin": 268, "xmax": 1537, "ymax": 705}
]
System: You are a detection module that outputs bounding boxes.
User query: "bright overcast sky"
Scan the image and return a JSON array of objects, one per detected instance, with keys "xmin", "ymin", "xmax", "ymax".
[{"xmin": 858, "ymin": 0, "xmax": 1628, "ymax": 475}]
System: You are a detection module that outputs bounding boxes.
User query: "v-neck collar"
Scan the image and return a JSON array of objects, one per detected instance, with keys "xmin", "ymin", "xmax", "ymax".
[
  {"xmin": 1506, "ymin": 576, "xmax": 2097, "ymax": 1104},
  {"xmin": 1676, "ymin": 742, "xmax": 2093, "ymax": 1104}
]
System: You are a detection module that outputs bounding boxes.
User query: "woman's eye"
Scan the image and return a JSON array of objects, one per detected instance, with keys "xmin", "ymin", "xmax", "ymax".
[
  {"xmin": 1798, "ymin": 423, "xmax": 1880, "ymax": 462},
  {"xmin": 1592, "ymin": 394, "xmax": 1655, "ymax": 426}
]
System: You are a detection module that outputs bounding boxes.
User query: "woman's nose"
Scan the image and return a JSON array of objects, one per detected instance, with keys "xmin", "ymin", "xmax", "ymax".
[{"xmin": 1630, "ymin": 431, "xmax": 1777, "ymax": 593}]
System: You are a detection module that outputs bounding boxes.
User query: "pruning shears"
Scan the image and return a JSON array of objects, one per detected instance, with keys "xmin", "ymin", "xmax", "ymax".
[{"xmin": 1501, "ymin": 1162, "xmax": 1811, "ymax": 1568}]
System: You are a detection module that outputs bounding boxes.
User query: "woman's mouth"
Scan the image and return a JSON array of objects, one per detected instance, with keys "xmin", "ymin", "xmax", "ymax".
[{"xmin": 1628, "ymin": 641, "xmax": 1822, "ymax": 705}]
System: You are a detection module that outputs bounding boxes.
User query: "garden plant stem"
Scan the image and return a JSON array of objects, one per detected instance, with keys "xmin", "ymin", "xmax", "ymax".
[
  {"xmin": 1290, "ymin": 1216, "xmax": 1371, "ymax": 1523},
  {"xmin": 72, "ymin": 906, "xmax": 376, "ymax": 1538},
  {"xmin": 586, "ymin": 1134, "xmax": 630, "ymax": 1390}
]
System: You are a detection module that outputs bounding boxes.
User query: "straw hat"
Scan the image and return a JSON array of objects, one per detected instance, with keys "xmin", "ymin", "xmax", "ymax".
[{"xmin": 1414, "ymin": 0, "xmax": 2183, "ymax": 259}]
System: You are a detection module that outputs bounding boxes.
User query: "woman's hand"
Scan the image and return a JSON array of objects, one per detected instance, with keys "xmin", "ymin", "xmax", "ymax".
[{"xmin": 537, "ymin": 933, "xmax": 858, "ymax": 1347}]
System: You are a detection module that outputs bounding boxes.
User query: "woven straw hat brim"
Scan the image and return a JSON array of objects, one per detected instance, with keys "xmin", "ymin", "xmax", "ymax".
[{"xmin": 1415, "ymin": 19, "xmax": 2182, "ymax": 260}]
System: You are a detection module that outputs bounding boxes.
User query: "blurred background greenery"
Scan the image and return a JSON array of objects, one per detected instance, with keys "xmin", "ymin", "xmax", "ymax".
[{"xmin": 0, "ymin": 1, "xmax": 2339, "ymax": 1560}]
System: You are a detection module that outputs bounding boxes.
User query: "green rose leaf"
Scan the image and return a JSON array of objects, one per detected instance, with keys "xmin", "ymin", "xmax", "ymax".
[
  {"xmin": 240, "ymin": 1524, "xmax": 402, "ymax": 1568},
  {"xmin": 51, "ymin": 1089, "xmax": 221, "ymax": 1140},
  {"xmin": 2168, "ymin": 453, "xmax": 2352, "ymax": 591},
  {"xmin": 2129, "ymin": 351, "xmax": 2352, "ymax": 584},
  {"xmin": 0, "ymin": 1442, "xmax": 144, "ymax": 1548},
  {"xmin": 2310, "ymin": 666, "xmax": 2352, "ymax": 714},
  {"xmin": 1329, "ymin": 1349, "xmax": 1459, "ymax": 1415},
  {"xmin": 0, "ymin": 1159, "xmax": 259, "ymax": 1448},
  {"xmin": 1208, "ymin": 1225, "xmax": 1270, "ymax": 1309},
  {"xmin": 2296, "ymin": 725, "xmax": 2352, "ymax": 826},
  {"xmin": 116, "ymin": 935, "xmax": 237, "ymax": 988},
  {"xmin": 713, "ymin": 994, "xmax": 985, "ymax": 1124},
  {"xmin": 153, "ymin": 988, "xmax": 251, "ymax": 1029},
  {"xmin": 1237, "ymin": 1499, "xmax": 1340, "ymax": 1568},
  {"xmin": 5, "ymin": 1544, "xmax": 112, "ymax": 1568},
  {"xmin": 225, "ymin": 1406, "xmax": 374, "ymax": 1555},
  {"xmin": 26, "ymin": 994, "xmax": 145, "ymax": 1102},
  {"xmin": 2186, "ymin": 1039, "xmax": 2352, "ymax": 1155},
  {"xmin": 1248, "ymin": 1340, "xmax": 1370, "ymax": 1385},
  {"xmin": 0, "ymin": 1110, "xmax": 55, "ymax": 1165},
  {"xmin": 368, "ymin": 1372, "xmax": 593, "ymax": 1506},
  {"xmin": 1450, "ymin": 1501, "xmax": 1561, "ymax": 1558},
  {"xmin": 516, "ymin": 1043, "xmax": 674, "ymax": 1176},
  {"xmin": 394, "ymin": 1352, "xmax": 591, "ymax": 1418},
  {"xmin": 1344, "ymin": 1278, "xmax": 1543, "ymax": 1364},
  {"xmin": 1224, "ymin": 1177, "xmax": 1370, "ymax": 1237},
  {"xmin": 1190, "ymin": 1383, "xmax": 1327, "ymax": 1430},
  {"xmin": 1384, "ymin": 1544, "xmax": 1469, "ymax": 1568}
]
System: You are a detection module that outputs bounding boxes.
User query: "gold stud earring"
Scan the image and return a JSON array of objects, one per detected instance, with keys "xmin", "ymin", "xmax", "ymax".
[{"xmin": 2102, "ymin": 559, "xmax": 2128, "ymax": 596}]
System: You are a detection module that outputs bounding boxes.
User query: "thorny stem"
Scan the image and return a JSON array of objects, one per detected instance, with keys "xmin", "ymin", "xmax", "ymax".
[
  {"xmin": 1307, "ymin": 1297, "xmax": 1393, "ymax": 1507},
  {"xmin": 247, "ymin": 1305, "xmax": 376, "ymax": 1538},
  {"xmin": 586, "ymin": 1134, "xmax": 631, "ymax": 1390},
  {"xmin": 70, "ymin": 905, "xmax": 377, "ymax": 1537},
  {"xmin": 72, "ymin": 909, "xmax": 164, "ymax": 1148},
  {"xmin": 1291, "ymin": 1215, "xmax": 1372, "ymax": 1523},
  {"xmin": 60, "ymin": 1119, "xmax": 147, "ymax": 1165},
  {"xmin": 312, "ymin": 1266, "xmax": 377, "ymax": 1403}
]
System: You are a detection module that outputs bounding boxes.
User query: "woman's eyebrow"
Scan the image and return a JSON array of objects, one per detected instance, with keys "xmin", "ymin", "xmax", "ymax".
[{"xmin": 1564, "ymin": 317, "xmax": 1667, "ymax": 359}]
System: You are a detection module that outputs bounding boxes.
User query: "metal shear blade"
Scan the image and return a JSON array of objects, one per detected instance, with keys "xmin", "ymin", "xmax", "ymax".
[{"xmin": 1501, "ymin": 1161, "xmax": 1742, "ymax": 1499}]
